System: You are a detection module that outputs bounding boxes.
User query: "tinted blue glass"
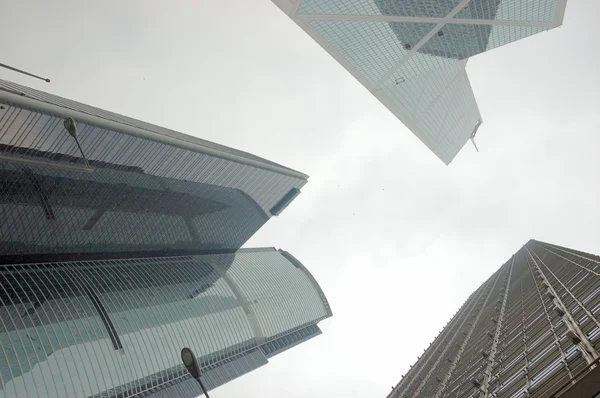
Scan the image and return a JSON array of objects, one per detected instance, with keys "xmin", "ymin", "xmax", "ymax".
[
  {"xmin": 0, "ymin": 249, "xmax": 331, "ymax": 397},
  {"xmin": 0, "ymin": 161, "xmax": 268, "ymax": 256}
]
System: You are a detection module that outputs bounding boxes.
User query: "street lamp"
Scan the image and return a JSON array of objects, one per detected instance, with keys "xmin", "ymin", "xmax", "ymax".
[{"xmin": 181, "ymin": 347, "xmax": 211, "ymax": 398}]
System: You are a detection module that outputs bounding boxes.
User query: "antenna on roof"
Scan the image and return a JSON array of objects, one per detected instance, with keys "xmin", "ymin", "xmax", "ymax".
[
  {"xmin": 470, "ymin": 119, "xmax": 482, "ymax": 152},
  {"xmin": 0, "ymin": 63, "xmax": 51, "ymax": 83}
]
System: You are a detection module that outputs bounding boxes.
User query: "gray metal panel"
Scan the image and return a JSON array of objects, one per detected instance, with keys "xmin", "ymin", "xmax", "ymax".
[
  {"xmin": 260, "ymin": 324, "xmax": 322, "ymax": 358},
  {"xmin": 137, "ymin": 377, "xmax": 200, "ymax": 398},
  {"xmin": 202, "ymin": 349, "xmax": 268, "ymax": 390},
  {"xmin": 388, "ymin": 241, "xmax": 600, "ymax": 398}
]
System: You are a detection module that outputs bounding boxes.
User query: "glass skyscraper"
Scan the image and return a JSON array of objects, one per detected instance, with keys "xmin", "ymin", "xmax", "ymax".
[
  {"xmin": 272, "ymin": 0, "xmax": 568, "ymax": 164},
  {"xmin": 374, "ymin": 0, "xmax": 502, "ymax": 60},
  {"xmin": 0, "ymin": 79, "xmax": 307, "ymax": 260},
  {"xmin": 387, "ymin": 240, "xmax": 600, "ymax": 398},
  {"xmin": 0, "ymin": 248, "xmax": 332, "ymax": 397},
  {"xmin": 0, "ymin": 79, "xmax": 331, "ymax": 396}
]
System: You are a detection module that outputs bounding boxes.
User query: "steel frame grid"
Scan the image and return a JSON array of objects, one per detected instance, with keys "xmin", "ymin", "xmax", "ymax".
[
  {"xmin": 272, "ymin": 0, "xmax": 568, "ymax": 165},
  {"xmin": 0, "ymin": 80, "xmax": 307, "ymax": 214},
  {"xmin": 0, "ymin": 80, "xmax": 309, "ymax": 259},
  {"xmin": 0, "ymin": 249, "xmax": 332, "ymax": 397},
  {"xmin": 387, "ymin": 240, "xmax": 600, "ymax": 398}
]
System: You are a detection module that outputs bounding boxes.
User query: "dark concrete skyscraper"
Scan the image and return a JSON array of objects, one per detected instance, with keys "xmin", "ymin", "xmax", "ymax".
[{"xmin": 387, "ymin": 240, "xmax": 600, "ymax": 398}]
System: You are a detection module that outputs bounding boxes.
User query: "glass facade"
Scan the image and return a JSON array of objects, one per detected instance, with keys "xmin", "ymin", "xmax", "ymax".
[
  {"xmin": 375, "ymin": 0, "xmax": 500, "ymax": 59},
  {"xmin": 298, "ymin": 0, "xmax": 559, "ymax": 22},
  {"xmin": 0, "ymin": 73, "xmax": 319, "ymax": 397},
  {"xmin": 0, "ymin": 160, "xmax": 269, "ymax": 257},
  {"xmin": 0, "ymin": 79, "xmax": 307, "ymax": 257},
  {"xmin": 274, "ymin": 0, "xmax": 567, "ymax": 164},
  {"xmin": 0, "ymin": 248, "xmax": 332, "ymax": 397},
  {"xmin": 381, "ymin": 58, "xmax": 480, "ymax": 164},
  {"xmin": 456, "ymin": 0, "xmax": 560, "ymax": 22},
  {"xmin": 308, "ymin": 20, "xmax": 434, "ymax": 85},
  {"xmin": 387, "ymin": 241, "xmax": 600, "ymax": 398}
]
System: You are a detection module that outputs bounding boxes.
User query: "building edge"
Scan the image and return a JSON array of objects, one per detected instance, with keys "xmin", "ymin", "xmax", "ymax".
[
  {"xmin": 278, "ymin": 249, "xmax": 333, "ymax": 318},
  {"xmin": 0, "ymin": 85, "xmax": 308, "ymax": 181}
]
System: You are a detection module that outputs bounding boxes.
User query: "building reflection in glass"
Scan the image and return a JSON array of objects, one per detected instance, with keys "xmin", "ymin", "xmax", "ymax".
[
  {"xmin": 0, "ymin": 249, "xmax": 332, "ymax": 397},
  {"xmin": 0, "ymin": 145, "xmax": 268, "ymax": 258},
  {"xmin": 374, "ymin": 0, "xmax": 501, "ymax": 60}
]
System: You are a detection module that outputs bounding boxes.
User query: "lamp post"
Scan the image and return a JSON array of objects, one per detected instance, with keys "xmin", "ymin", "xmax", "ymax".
[
  {"xmin": 181, "ymin": 347, "xmax": 211, "ymax": 398},
  {"xmin": 0, "ymin": 63, "xmax": 50, "ymax": 82}
]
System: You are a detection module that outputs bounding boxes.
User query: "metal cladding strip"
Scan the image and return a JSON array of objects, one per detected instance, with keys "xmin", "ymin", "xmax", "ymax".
[
  {"xmin": 433, "ymin": 270, "xmax": 504, "ymax": 398},
  {"xmin": 520, "ymin": 265, "xmax": 533, "ymax": 394},
  {"xmin": 486, "ymin": 250, "xmax": 532, "ymax": 397},
  {"xmin": 41, "ymin": 264, "xmax": 111, "ymax": 397},
  {"xmin": 223, "ymin": 249, "xmax": 331, "ymax": 345},
  {"xmin": 532, "ymin": 244, "xmax": 600, "ymax": 278},
  {"xmin": 525, "ymin": 254, "xmax": 575, "ymax": 386},
  {"xmin": 481, "ymin": 255, "xmax": 516, "ymax": 397},
  {"xmin": 528, "ymin": 243, "xmax": 600, "ymax": 336},
  {"xmin": 0, "ymin": 268, "xmax": 59, "ymax": 396},
  {"xmin": 401, "ymin": 298, "xmax": 476, "ymax": 396},
  {"xmin": 69, "ymin": 262, "xmax": 146, "ymax": 395},
  {"xmin": 529, "ymin": 245, "xmax": 600, "ymax": 331},
  {"xmin": 0, "ymin": 88, "xmax": 307, "ymax": 180},
  {"xmin": 209, "ymin": 260, "xmax": 266, "ymax": 345},
  {"xmin": 441, "ymin": 264, "xmax": 512, "ymax": 398},
  {"xmin": 0, "ymin": 82, "xmax": 307, "ymax": 223},
  {"xmin": 136, "ymin": 256, "xmax": 244, "ymax": 395},
  {"xmin": 49, "ymin": 264, "xmax": 120, "ymax": 396},
  {"xmin": 521, "ymin": 252, "xmax": 584, "ymax": 398},
  {"xmin": 102, "ymin": 260, "xmax": 168, "ymax": 395},
  {"xmin": 109, "ymin": 258, "xmax": 191, "ymax": 394},
  {"xmin": 397, "ymin": 310, "xmax": 466, "ymax": 394},
  {"xmin": 487, "ymin": 253, "xmax": 545, "ymax": 398},
  {"xmin": 0, "ymin": 269, "xmax": 47, "ymax": 397},
  {"xmin": 96, "ymin": 256, "xmax": 253, "ymax": 397},
  {"xmin": 96, "ymin": 258, "xmax": 164, "ymax": 396},
  {"xmin": 387, "ymin": 284, "xmax": 485, "ymax": 398},
  {"xmin": 526, "ymin": 247, "xmax": 599, "ymax": 364},
  {"xmin": 388, "ymin": 282, "xmax": 484, "ymax": 398},
  {"xmin": 0, "ymin": 153, "xmax": 92, "ymax": 173},
  {"xmin": 278, "ymin": 250, "xmax": 332, "ymax": 318},
  {"xmin": 166, "ymin": 256, "xmax": 257, "ymax": 383},
  {"xmin": 440, "ymin": 279, "xmax": 505, "ymax": 397},
  {"xmin": 80, "ymin": 285, "xmax": 123, "ymax": 350},
  {"xmin": 0, "ymin": 252, "xmax": 331, "ymax": 397},
  {"xmin": 533, "ymin": 240, "xmax": 600, "ymax": 265},
  {"xmin": 51, "ymin": 263, "xmax": 122, "ymax": 395}
]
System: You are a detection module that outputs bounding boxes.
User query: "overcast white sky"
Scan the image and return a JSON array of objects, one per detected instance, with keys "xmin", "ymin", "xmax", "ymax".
[{"xmin": 1, "ymin": 1, "xmax": 599, "ymax": 397}]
